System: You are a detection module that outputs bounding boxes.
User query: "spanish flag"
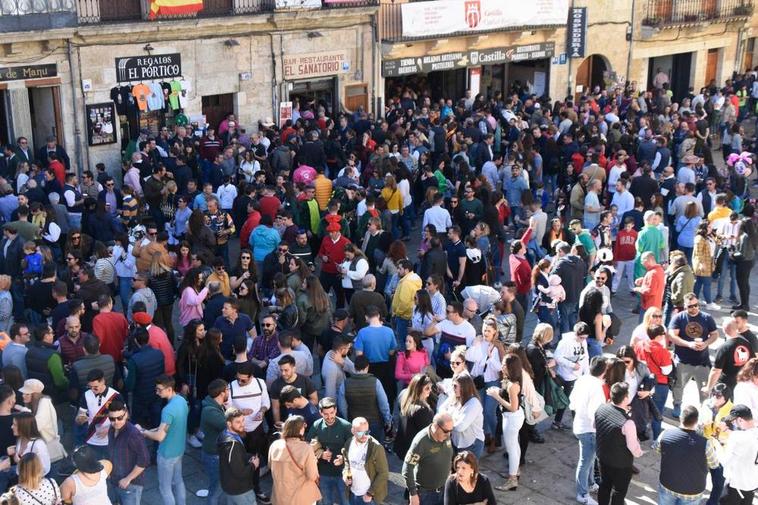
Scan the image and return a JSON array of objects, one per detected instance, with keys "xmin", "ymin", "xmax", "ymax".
[{"xmin": 149, "ymin": 0, "xmax": 204, "ymax": 19}]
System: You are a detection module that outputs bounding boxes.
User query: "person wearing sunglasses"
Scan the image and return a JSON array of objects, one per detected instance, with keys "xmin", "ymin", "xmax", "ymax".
[
  {"xmin": 402, "ymin": 412, "xmax": 454, "ymax": 505},
  {"xmin": 340, "ymin": 416, "xmax": 389, "ymax": 504},
  {"xmin": 668, "ymin": 293, "xmax": 720, "ymax": 418},
  {"xmin": 105, "ymin": 399, "xmax": 150, "ymax": 505}
]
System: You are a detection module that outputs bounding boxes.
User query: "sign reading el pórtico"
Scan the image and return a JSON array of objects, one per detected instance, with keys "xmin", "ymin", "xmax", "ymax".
[
  {"xmin": 382, "ymin": 42, "xmax": 554, "ymax": 77},
  {"xmin": 0, "ymin": 64, "xmax": 57, "ymax": 82},
  {"xmin": 115, "ymin": 53, "xmax": 182, "ymax": 83}
]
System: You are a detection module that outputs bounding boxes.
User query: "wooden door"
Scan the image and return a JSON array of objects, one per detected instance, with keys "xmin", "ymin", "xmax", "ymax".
[
  {"xmin": 704, "ymin": 0, "xmax": 717, "ymax": 18},
  {"xmin": 575, "ymin": 56, "xmax": 591, "ymax": 101},
  {"xmin": 202, "ymin": 93, "xmax": 234, "ymax": 132},
  {"xmin": 705, "ymin": 49, "xmax": 719, "ymax": 87},
  {"xmin": 99, "ymin": 0, "xmax": 142, "ymax": 21},
  {"xmin": 344, "ymin": 84, "xmax": 368, "ymax": 112}
]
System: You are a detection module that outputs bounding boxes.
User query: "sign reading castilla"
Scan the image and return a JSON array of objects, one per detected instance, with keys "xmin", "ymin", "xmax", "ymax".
[
  {"xmin": 382, "ymin": 43, "xmax": 554, "ymax": 77},
  {"xmin": 115, "ymin": 53, "xmax": 182, "ymax": 83}
]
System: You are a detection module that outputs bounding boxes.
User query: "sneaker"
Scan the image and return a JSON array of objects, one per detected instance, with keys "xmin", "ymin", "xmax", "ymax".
[
  {"xmin": 195, "ymin": 430, "xmax": 205, "ymax": 441},
  {"xmin": 714, "ymin": 296, "xmax": 723, "ymax": 303},
  {"xmin": 588, "ymin": 483, "xmax": 599, "ymax": 494},
  {"xmin": 670, "ymin": 404, "xmax": 681, "ymax": 419},
  {"xmin": 187, "ymin": 435, "xmax": 202, "ymax": 448},
  {"xmin": 705, "ymin": 303, "xmax": 721, "ymax": 311},
  {"xmin": 577, "ymin": 494, "xmax": 598, "ymax": 505},
  {"xmin": 551, "ymin": 421, "xmax": 569, "ymax": 431},
  {"xmin": 255, "ymin": 492, "xmax": 271, "ymax": 504}
]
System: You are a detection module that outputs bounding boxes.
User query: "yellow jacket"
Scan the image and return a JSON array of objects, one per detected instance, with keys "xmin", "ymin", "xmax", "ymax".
[
  {"xmin": 708, "ymin": 206, "xmax": 731, "ymax": 223},
  {"xmin": 392, "ymin": 272, "xmax": 422, "ymax": 319},
  {"xmin": 381, "ymin": 186, "xmax": 403, "ymax": 213}
]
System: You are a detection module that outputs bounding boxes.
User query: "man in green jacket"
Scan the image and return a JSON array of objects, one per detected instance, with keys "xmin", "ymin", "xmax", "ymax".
[
  {"xmin": 342, "ymin": 417, "xmax": 389, "ymax": 504},
  {"xmin": 307, "ymin": 397, "xmax": 353, "ymax": 505},
  {"xmin": 199, "ymin": 379, "xmax": 227, "ymax": 505}
]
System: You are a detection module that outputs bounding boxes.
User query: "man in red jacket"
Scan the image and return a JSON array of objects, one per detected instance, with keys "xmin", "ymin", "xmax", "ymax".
[
  {"xmin": 613, "ymin": 217, "xmax": 638, "ymax": 294},
  {"xmin": 633, "ymin": 251, "xmax": 665, "ymax": 321},
  {"xmin": 319, "ymin": 223, "xmax": 350, "ymax": 308}
]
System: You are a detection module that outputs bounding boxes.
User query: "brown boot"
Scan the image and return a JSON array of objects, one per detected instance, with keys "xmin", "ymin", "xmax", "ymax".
[{"xmin": 485, "ymin": 435, "xmax": 497, "ymax": 454}]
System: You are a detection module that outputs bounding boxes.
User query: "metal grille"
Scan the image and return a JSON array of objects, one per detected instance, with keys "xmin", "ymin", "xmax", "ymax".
[
  {"xmin": 0, "ymin": 0, "xmax": 75, "ymax": 15},
  {"xmin": 642, "ymin": 0, "xmax": 754, "ymax": 26}
]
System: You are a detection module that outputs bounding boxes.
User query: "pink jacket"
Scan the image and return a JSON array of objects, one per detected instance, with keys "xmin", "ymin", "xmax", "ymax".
[
  {"xmin": 395, "ymin": 349, "xmax": 430, "ymax": 384},
  {"xmin": 178, "ymin": 286, "xmax": 209, "ymax": 327}
]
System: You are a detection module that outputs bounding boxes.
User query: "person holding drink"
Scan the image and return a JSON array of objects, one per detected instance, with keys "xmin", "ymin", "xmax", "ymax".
[
  {"xmin": 307, "ymin": 397, "xmax": 352, "ymax": 505},
  {"xmin": 76, "ymin": 369, "xmax": 122, "ymax": 461},
  {"xmin": 341, "ymin": 417, "xmax": 388, "ymax": 504}
]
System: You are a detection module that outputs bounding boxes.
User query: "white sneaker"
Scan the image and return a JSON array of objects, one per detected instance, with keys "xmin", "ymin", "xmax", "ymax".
[
  {"xmin": 195, "ymin": 430, "xmax": 205, "ymax": 441},
  {"xmin": 577, "ymin": 494, "xmax": 598, "ymax": 505},
  {"xmin": 705, "ymin": 303, "xmax": 721, "ymax": 311},
  {"xmin": 187, "ymin": 435, "xmax": 202, "ymax": 448},
  {"xmin": 588, "ymin": 483, "xmax": 599, "ymax": 494}
]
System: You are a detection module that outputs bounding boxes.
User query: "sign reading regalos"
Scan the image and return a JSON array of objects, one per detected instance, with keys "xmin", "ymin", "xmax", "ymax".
[
  {"xmin": 401, "ymin": 0, "xmax": 569, "ymax": 38},
  {"xmin": 283, "ymin": 51, "xmax": 351, "ymax": 80},
  {"xmin": 115, "ymin": 54, "xmax": 182, "ymax": 83}
]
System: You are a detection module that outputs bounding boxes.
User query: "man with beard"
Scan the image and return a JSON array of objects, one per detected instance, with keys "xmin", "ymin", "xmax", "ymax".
[
  {"xmin": 249, "ymin": 313, "xmax": 280, "ymax": 375},
  {"xmin": 218, "ymin": 408, "xmax": 261, "ymax": 504}
]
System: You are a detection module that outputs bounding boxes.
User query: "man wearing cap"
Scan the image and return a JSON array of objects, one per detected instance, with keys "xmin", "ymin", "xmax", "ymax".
[
  {"xmin": 133, "ymin": 311, "xmax": 175, "ymax": 377},
  {"xmin": 720, "ymin": 404, "xmax": 758, "ymax": 504},
  {"xmin": 76, "ymin": 368, "xmax": 122, "ymax": 460},
  {"xmin": 319, "ymin": 223, "xmax": 350, "ymax": 309},
  {"xmin": 307, "ymin": 397, "xmax": 352, "ymax": 505},
  {"xmin": 656, "ymin": 405, "xmax": 720, "ymax": 504}
]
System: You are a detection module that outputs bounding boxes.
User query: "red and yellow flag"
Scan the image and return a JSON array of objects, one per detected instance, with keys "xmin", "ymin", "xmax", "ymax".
[{"xmin": 149, "ymin": 0, "xmax": 204, "ymax": 19}]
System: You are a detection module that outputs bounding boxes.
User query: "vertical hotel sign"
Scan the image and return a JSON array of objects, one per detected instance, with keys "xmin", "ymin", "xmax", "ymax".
[{"xmin": 568, "ymin": 7, "xmax": 587, "ymax": 58}]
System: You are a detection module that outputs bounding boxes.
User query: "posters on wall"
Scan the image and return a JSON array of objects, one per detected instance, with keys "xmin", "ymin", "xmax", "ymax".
[
  {"xmin": 86, "ymin": 103, "xmax": 117, "ymax": 146},
  {"xmin": 401, "ymin": 0, "xmax": 569, "ymax": 38},
  {"xmin": 279, "ymin": 102, "xmax": 293, "ymax": 127}
]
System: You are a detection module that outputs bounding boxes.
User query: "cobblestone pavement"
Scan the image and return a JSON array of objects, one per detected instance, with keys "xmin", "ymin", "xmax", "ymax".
[{"xmin": 118, "ymin": 141, "xmax": 758, "ymax": 504}]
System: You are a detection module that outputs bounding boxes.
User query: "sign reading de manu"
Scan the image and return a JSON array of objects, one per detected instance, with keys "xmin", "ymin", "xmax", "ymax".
[
  {"xmin": 0, "ymin": 64, "xmax": 57, "ymax": 82},
  {"xmin": 115, "ymin": 53, "xmax": 182, "ymax": 83}
]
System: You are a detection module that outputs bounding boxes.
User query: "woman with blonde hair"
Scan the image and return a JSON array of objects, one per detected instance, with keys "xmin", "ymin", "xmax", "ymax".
[
  {"xmin": 147, "ymin": 252, "xmax": 178, "ymax": 342},
  {"xmin": 14, "ymin": 453, "xmax": 60, "ymax": 505},
  {"xmin": 526, "ymin": 323, "xmax": 555, "ymax": 396},
  {"xmin": 0, "ymin": 276, "xmax": 12, "ymax": 334},
  {"xmin": 439, "ymin": 373, "xmax": 485, "ymax": 457},
  {"xmin": 630, "ymin": 307, "xmax": 664, "ymax": 348},
  {"xmin": 268, "ymin": 415, "xmax": 321, "ymax": 505}
]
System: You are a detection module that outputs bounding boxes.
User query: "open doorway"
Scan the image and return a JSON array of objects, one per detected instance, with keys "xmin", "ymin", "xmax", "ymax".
[
  {"xmin": 202, "ymin": 93, "xmax": 234, "ymax": 132},
  {"xmin": 28, "ymin": 86, "xmax": 63, "ymax": 151},
  {"xmin": 289, "ymin": 77, "xmax": 338, "ymax": 117},
  {"xmin": 0, "ymin": 90, "xmax": 10, "ymax": 146},
  {"xmin": 576, "ymin": 54, "xmax": 609, "ymax": 98}
]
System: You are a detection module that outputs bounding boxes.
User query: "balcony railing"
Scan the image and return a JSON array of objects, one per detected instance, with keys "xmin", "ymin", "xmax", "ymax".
[
  {"xmin": 0, "ymin": 0, "xmax": 78, "ymax": 30},
  {"xmin": 76, "ymin": 0, "xmax": 375, "ymax": 23},
  {"xmin": 642, "ymin": 0, "xmax": 754, "ymax": 27}
]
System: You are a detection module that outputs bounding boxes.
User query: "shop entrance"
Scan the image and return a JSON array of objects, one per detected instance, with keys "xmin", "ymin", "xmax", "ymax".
[
  {"xmin": 202, "ymin": 93, "xmax": 234, "ymax": 132},
  {"xmin": 576, "ymin": 54, "xmax": 609, "ymax": 96},
  {"xmin": 28, "ymin": 86, "xmax": 63, "ymax": 149},
  {"xmin": 384, "ymin": 68, "xmax": 467, "ymax": 103},
  {"xmin": 289, "ymin": 77, "xmax": 338, "ymax": 117},
  {"xmin": 648, "ymin": 52, "xmax": 692, "ymax": 101}
]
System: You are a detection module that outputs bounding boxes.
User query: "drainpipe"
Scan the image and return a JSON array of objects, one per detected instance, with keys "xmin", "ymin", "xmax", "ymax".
[
  {"xmin": 626, "ymin": 0, "xmax": 636, "ymax": 84},
  {"xmin": 567, "ymin": 0, "xmax": 574, "ymax": 98},
  {"xmin": 67, "ymin": 40, "xmax": 84, "ymax": 175},
  {"xmin": 371, "ymin": 13, "xmax": 377, "ymax": 116}
]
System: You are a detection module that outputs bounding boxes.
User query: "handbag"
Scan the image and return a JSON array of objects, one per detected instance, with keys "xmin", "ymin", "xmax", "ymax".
[
  {"xmin": 542, "ymin": 373, "xmax": 570, "ymax": 416},
  {"xmin": 523, "ymin": 388, "xmax": 549, "ymax": 425}
]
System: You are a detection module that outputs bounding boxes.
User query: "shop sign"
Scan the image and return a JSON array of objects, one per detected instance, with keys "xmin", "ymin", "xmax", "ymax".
[
  {"xmin": 115, "ymin": 53, "xmax": 182, "ymax": 83},
  {"xmin": 283, "ymin": 51, "xmax": 350, "ymax": 80},
  {"xmin": 401, "ymin": 0, "xmax": 568, "ymax": 38},
  {"xmin": 0, "ymin": 64, "xmax": 57, "ymax": 82},
  {"xmin": 382, "ymin": 43, "xmax": 555, "ymax": 77},
  {"xmin": 567, "ymin": 7, "xmax": 587, "ymax": 58},
  {"xmin": 275, "ymin": 0, "xmax": 321, "ymax": 8}
]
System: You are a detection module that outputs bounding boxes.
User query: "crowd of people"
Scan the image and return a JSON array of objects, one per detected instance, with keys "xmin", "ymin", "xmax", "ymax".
[{"xmin": 0, "ymin": 70, "xmax": 756, "ymax": 505}]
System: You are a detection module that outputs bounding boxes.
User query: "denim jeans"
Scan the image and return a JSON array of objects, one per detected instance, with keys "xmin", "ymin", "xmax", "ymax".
[
  {"xmin": 418, "ymin": 488, "xmax": 443, "ymax": 505},
  {"xmin": 349, "ymin": 494, "xmax": 373, "ymax": 505},
  {"xmin": 658, "ymin": 484, "xmax": 703, "ymax": 505},
  {"xmin": 456, "ymin": 438, "xmax": 484, "ymax": 459},
  {"xmin": 157, "ymin": 454, "xmax": 187, "ymax": 505},
  {"xmin": 587, "ymin": 338, "xmax": 603, "ymax": 359},
  {"xmin": 118, "ymin": 276, "xmax": 133, "ymax": 313},
  {"xmin": 693, "ymin": 275, "xmax": 713, "ymax": 304},
  {"xmin": 115, "ymin": 483, "xmax": 144, "ymax": 505},
  {"xmin": 390, "ymin": 212, "xmax": 401, "ymax": 240},
  {"xmin": 716, "ymin": 258, "xmax": 737, "ymax": 301},
  {"xmin": 706, "ymin": 465, "xmax": 725, "ymax": 505},
  {"xmin": 651, "ymin": 384, "xmax": 669, "ymax": 439},
  {"xmin": 481, "ymin": 380, "xmax": 500, "ymax": 437},
  {"xmin": 575, "ymin": 432, "xmax": 596, "ymax": 498},
  {"xmin": 225, "ymin": 489, "xmax": 257, "ymax": 505},
  {"xmin": 319, "ymin": 475, "xmax": 348, "ymax": 505},
  {"xmin": 392, "ymin": 316, "xmax": 410, "ymax": 348},
  {"xmin": 200, "ymin": 452, "xmax": 222, "ymax": 505},
  {"xmin": 558, "ymin": 301, "xmax": 578, "ymax": 336}
]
